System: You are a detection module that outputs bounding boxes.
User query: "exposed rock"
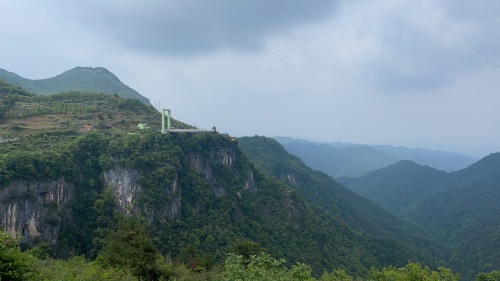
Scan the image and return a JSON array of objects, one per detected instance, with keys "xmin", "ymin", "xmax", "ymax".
[
  {"xmin": 0, "ymin": 179, "xmax": 74, "ymax": 244},
  {"xmin": 103, "ymin": 168, "xmax": 139, "ymax": 214},
  {"xmin": 244, "ymin": 169, "xmax": 257, "ymax": 191},
  {"xmin": 281, "ymin": 173, "xmax": 297, "ymax": 185}
]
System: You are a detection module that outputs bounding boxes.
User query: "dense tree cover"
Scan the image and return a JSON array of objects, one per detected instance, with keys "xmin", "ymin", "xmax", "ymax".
[
  {"xmin": 345, "ymin": 160, "xmax": 449, "ymax": 214},
  {"xmin": 1, "ymin": 87, "xmax": 496, "ymax": 279},
  {"xmin": 346, "ymin": 153, "xmax": 500, "ymax": 280},
  {"xmin": 0, "ymin": 231, "xmax": 36, "ymax": 280},
  {"xmin": 1, "ymin": 131, "xmax": 432, "ymax": 277},
  {"xmin": 369, "ymin": 262, "xmax": 460, "ymax": 281},
  {"xmin": 237, "ymin": 136, "xmax": 447, "ymax": 263},
  {"xmin": 8, "ymin": 228, "xmax": 491, "ymax": 281},
  {"xmin": 476, "ymin": 270, "xmax": 500, "ymax": 281}
]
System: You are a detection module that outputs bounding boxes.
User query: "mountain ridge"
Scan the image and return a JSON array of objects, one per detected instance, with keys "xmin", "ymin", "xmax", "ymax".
[
  {"xmin": 0, "ymin": 84, "xmax": 431, "ymax": 277},
  {"xmin": 0, "ymin": 66, "xmax": 150, "ymax": 104},
  {"xmin": 342, "ymin": 153, "xmax": 500, "ymax": 279},
  {"xmin": 274, "ymin": 136, "xmax": 477, "ymax": 177}
]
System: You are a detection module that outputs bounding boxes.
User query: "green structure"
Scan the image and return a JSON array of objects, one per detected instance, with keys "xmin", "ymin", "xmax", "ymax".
[{"xmin": 161, "ymin": 108, "xmax": 171, "ymax": 133}]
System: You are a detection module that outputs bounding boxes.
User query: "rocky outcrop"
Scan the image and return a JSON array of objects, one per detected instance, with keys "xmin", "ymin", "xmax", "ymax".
[
  {"xmin": 244, "ymin": 169, "xmax": 257, "ymax": 191},
  {"xmin": 189, "ymin": 146, "xmax": 239, "ymax": 196},
  {"xmin": 0, "ymin": 179, "xmax": 74, "ymax": 243},
  {"xmin": 103, "ymin": 167, "xmax": 181, "ymax": 220},
  {"xmin": 103, "ymin": 168, "xmax": 139, "ymax": 214},
  {"xmin": 280, "ymin": 173, "xmax": 297, "ymax": 185}
]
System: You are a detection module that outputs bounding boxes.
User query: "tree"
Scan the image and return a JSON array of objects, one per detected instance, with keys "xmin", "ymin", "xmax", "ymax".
[
  {"xmin": 369, "ymin": 262, "xmax": 459, "ymax": 281},
  {"xmin": 97, "ymin": 215, "xmax": 167, "ymax": 280},
  {"xmin": 220, "ymin": 253, "xmax": 315, "ymax": 281},
  {"xmin": 0, "ymin": 230, "xmax": 35, "ymax": 281},
  {"xmin": 477, "ymin": 270, "xmax": 500, "ymax": 281}
]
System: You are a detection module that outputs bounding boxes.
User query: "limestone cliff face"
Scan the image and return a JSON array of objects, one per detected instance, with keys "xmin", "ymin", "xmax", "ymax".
[
  {"xmin": 189, "ymin": 144, "xmax": 257, "ymax": 194},
  {"xmin": 103, "ymin": 168, "xmax": 139, "ymax": 214},
  {"xmin": 0, "ymin": 138, "xmax": 253, "ymax": 244},
  {"xmin": 103, "ymin": 167, "xmax": 181, "ymax": 220},
  {"xmin": 0, "ymin": 179, "xmax": 74, "ymax": 243}
]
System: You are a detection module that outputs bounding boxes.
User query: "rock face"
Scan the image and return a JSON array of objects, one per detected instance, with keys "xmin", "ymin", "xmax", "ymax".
[
  {"xmin": 0, "ymin": 179, "xmax": 74, "ymax": 244},
  {"xmin": 0, "ymin": 138, "xmax": 252, "ymax": 246},
  {"xmin": 188, "ymin": 145, "xmax": 256, "ymax": 195},
  {"xmin": 103, "ymin": 168, "xmax": 139, "ymax": 214}
]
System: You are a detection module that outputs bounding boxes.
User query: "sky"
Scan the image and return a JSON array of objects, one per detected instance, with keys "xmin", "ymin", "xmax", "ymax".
[{"xmin": 1, "ymin": 0, "xmax": 500, "ymax": 157}]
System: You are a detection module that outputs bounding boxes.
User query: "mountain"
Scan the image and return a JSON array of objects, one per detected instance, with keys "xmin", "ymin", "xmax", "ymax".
[
  {"xmin": 0, "ymin": 67, "xmax": 150, "ymax": 104},
  {"xmin": 344, "ymin": 160, "xmax": 449, "ymax": 213},
  {"xmin": 343, "ymin": 154, "xmax": 500, "ymax": 279},
  {"xmin": 237, "ymin": 136, "xmax": 447, "ymax": 263},
  {"xmin": 274, "ymin": 137, "xmax": 477, "ymax": 177},
  {"xmin": 0, "ymin": 83, "xmax": 429, "ymax": 277}
]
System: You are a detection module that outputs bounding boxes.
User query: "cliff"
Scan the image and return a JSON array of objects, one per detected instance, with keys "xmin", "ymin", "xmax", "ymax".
[
  {"xmin": 0, "ymin": 179, "xmax": 74, "ymax": 244},
  {"xmin": 0, "ymin": 132, "xmax": 428, "ymax": 276}
]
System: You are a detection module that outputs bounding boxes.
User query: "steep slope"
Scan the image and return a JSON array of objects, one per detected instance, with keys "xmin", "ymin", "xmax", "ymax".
[
  {"xmin": 0, "ymin": 80, "xmax": 192, "ymax": 143},
  {"xmin": 275, "ymin": 137, "xmax": 476, "ymax": 177},
  {"xmin": 345, "ymin": 160, "xmax": 449, "ymax": 213},
  {"xmin": 0, "ymin": 67, "xmax": 149, "ymax": 104},
  {"xmin": 0, "ymin": 89, "xmax": 433, "ymax": 277},
  {"xmin": 238, "ymin": 136, "xmax": 447, "ymax": 263},
  {"xmin": 401, "ymin": 153, "xmax": 500, "ymax": 278},
  {"xmin": 343, "ymin": 153, "xmax": 500, "ymax": 279},
  {"xmin": 0, "ymin": 132, "xmax": 427, "ymax": 277}
]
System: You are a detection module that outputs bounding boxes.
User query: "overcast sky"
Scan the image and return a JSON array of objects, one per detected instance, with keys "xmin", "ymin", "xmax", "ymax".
[{"xmin": 1, "ymin": 0, "xmax": 499, "ymax": 157}]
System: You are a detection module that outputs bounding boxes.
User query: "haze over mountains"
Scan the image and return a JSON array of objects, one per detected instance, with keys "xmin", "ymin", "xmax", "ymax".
[
  {"xmin": 0, "ymin": 67, "xmax": 150, "ymax": 104},
  {"xmin": 1, "ymin": 67, "xmax": 500, "ymax": 280},
  {"xmin": 275, "ymin": 136, "xmax": 477, "ymax": 178},
  {"xmin": 341, "ymin": 154, "xmax": 500, "ymax": 279}
]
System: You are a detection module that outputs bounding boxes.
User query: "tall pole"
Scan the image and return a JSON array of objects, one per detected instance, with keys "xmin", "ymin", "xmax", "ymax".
[
  {"xmin": 161, "ymin": 109, "xmax": 172, "ymax": 133},
  {"xmin": 162, "ymin": 109, "xmax": 165, "ymax": 133},
  {"xmin": 167, "ymin": 109, "xmax": 171, "ymax": 130}
]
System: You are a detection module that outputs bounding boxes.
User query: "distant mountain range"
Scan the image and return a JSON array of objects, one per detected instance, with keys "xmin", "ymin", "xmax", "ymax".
[
  {"xmin": 0, "ymin": 66, "xmax": 150, "ymax": 104},
  {"xmin": 238, "ymin": 136, "xmax": 447, "ymax": 262},
  {"xmin": 342, "ymin": 154, "xmax": 500, "ymax": 279},
  {"xmin": 275, "ymin": 136, "xmax": 477, "ymax": 178}
]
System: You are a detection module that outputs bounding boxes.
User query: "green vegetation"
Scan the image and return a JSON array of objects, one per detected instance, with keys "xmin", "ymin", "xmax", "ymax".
[
  {"xmin": 4, "ymin": 229, "xmax": 500, "ymax": 281},
  {"xmin": 0, "ymin": 231, "xmax": 36, "ymax": 280},
  {"xmin": 345, "ymin": 160, "xmax": 449, "ymax": 214},
  {"xmin": 0, "ymin": 128, "xmax": 433, "ymax": 278},
  {"xmin": 344, "ymin": 154, "xmax": 500, "ymax": 280},
  {"xmin": 1, "ymin": 81, "xmax": 498, "ymax": 280},
  {"xmin": 238, "ymin": 136, "xmax": 447, "ymax": 263},
  {"xmin": 0, "ymin": 66, "xmax": 150, "ymax": 103}
]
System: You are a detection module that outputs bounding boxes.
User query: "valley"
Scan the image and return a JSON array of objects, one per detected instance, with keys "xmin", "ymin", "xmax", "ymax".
[{"xmin": 1, "ymin": 69, "xmax": 499, "ymax": 280}]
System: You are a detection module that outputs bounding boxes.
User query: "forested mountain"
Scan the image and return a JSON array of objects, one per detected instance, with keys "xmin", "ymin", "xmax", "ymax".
[
  {"xmin": 0, "ymin": 67, "xmax": 149, "ymax": 104},
  {"xmin": 343, "ymin": 160, "xmax": 449, "ymax": 213},
  {"xmin": 238, "ymin": 136, "xmax": 447, "ymax": 262},
  {"xmin": 275, "ymin": 136, "xmax": 476, "ymax": 177},
  {"xmin": 343, "ymin": 154, "xmax": 500, "ymax": 279},
  {"xmin": 0, "ymin": 82, "xmax": 430, "ymax": 278}
]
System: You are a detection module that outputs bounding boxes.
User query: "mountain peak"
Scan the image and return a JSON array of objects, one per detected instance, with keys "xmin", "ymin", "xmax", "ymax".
[{"xmin": 0, "ymin": 67, "xmax": 149, "ymax": 104}]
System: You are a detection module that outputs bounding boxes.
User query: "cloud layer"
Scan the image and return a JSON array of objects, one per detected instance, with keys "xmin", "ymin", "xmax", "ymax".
[{"xmin": 1, "ymin": 0, "xmax": 500, "ymax": 156}]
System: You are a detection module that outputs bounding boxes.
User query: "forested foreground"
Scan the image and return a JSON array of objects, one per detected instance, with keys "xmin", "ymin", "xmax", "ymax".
[{"xmin": 3, "ymin": 227, "xmax": 500, "ymax": 281}]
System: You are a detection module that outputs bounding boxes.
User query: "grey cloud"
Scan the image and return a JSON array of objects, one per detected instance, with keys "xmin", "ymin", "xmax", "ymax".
[
  {"xmin": 361, "ymin": 1, "xmax": 500, "ymax": 93},
  {"xmin": 67, "ymin": 0, "xmax": 337, "ymax": 57}
]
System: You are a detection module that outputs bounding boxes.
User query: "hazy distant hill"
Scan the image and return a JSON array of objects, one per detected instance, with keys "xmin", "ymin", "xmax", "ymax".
[
  {"xmin": 344, "ymin": 160, "xmax": 449, "ymax": 213},
  {"xmin": 238, "ymin": 136, "xmax": 447, "ymax": 263},
  {"xmin": 0, "ymin": 66, "xmax": 150, "ymax": 104},
  {"xmin": 274, "ymin": 136, "xmax": 477, "ymax": 177},
  {"xmin": 0, "ymin": 82, "xmax": 435, "ymax": 276},
  {"xmin": 343, "ymin": 153, "xmax": 500, "ymax": 279}
]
